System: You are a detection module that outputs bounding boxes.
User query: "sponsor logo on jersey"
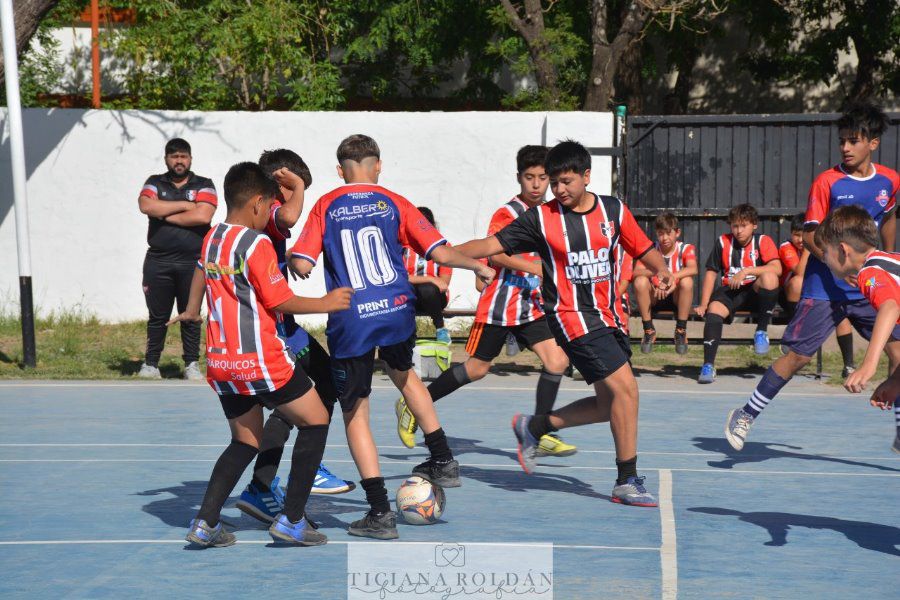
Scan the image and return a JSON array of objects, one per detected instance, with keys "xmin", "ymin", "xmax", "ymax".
[
  {"xmin": 329, "ymin": 199, "xmax": 394, "ymax": 222},
  {"xmin": 267, "ymin": 260, "xmax": 284, "ymax": 284},
  {"xmin": 186, "ymin": 190, "xmax": 196, "ymax": 201},
  {"xmin": 565, "ymin": 248, "xmax": 611, "ymax": 282},
  {"xmin": 205, "ymin": 257, "xmax": 245, "ymax": 277},
  {"xmin": 876, "ymin": 189, "xmax": 890, "ymax": 207},
  {"xmin": 394, "ymin": 294, "xmax": 409, "ymax": 306},
  {"xmin": 599, "ymin": 221, "xmax": 616, "ymax": 238},
  {"xmin": 865, "ymin": 276, "xmax": 879, "ymax": 289}
]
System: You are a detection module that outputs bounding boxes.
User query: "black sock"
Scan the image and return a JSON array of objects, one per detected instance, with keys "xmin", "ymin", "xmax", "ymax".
[
  {"xmin": 837, "ymin": 333, "xmax": 854, "ymax": 368},
  {"xmin": 251, "ymin": 412, "xmax": 292, "ymax": 492},
  {"xmin": 535, "ymin": 369, "xmax": 563, "ymax": 415},
  {"xmin": 196, "ymin": 440, "xmax": 258, "ymax": 527},
  {"xmin": 423, "ymin": 427, "xmax": 453, "ymax": 463},
  {"xmin": 283, "ymin": 424, "xmax": 329, "ymax": 523},
  {"xmin": 642, "ymin": 320, "xmax": 655, "ymax": 332},
  {"xmin": 527, "ymin": 413, "xmax": 558, "ymax": 440},
  {"xmin": 615, "ymin": 456, "xmax": 638, "ymax": 485},
  {"xmin": 427, "ymin": 363, "xmax": 471, "ymax": 402},
  {"xmin": 755, "ymin": 288, "xmax": 778, "ymax": 331},
  {"xmin": 361, "ymin": 477, "xmax": 390, "ymax": 514},
  {"xmin": 675, "ymin": 319, "xmax": 687, "ymax": 330},
  {"xmin": 703, "ymin": 314, "xmax": 724, "ymax": 364}
]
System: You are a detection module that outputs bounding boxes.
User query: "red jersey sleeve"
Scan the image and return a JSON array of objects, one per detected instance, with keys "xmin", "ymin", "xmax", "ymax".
[
  {"xmin": 291, "ymin": 197, "xmax": 326, "ymax": 265},
  {"xmin": 140, "ymin": 177, "xmax": 158, "ymax": 199},
  {"xmin": 805, "ymin": 171, "xmax": 833, "ymax": 226},
  {"xmin": 487, "ymin": 207, "xmax": 515, "ymax": 236},
  {"xmin": 858, "ymin": 266, "xmax": 899, "ymax": 313},
  {"xmin": 617, "ymin": 202, "xmax": 653, "ymax": 259},
  {"xmin": 246, "ymin": 237, "xmax": 295, "ymax": 309},
  {"xmin": 681, "ymin": 243, "xmax": 697, "ymax": 264},
  {"xmin": 397, "ymin": 201, "xmax": 447, "ymax": 259},
  {"xmin": 194, "ymin": 183, "xmax": 218, "ymax": 207},
  {"xmin": 780, "ymin": 243, "xmax": 800, "ymax": 272},
  {"xmin": 264, "ymin": 201, "xmax": 290, "ymax": 242},
  {"xmin": 759, "ymin": 235, "xmax": 779, "ymax": 263}
]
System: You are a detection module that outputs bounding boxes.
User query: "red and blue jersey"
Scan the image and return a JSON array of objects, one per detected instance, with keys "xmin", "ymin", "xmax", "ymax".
[
  {"xmin": 803, "ymin": 163, "xmax": 899, "ymax": 301},
  {"xmin": 291, "ymin": 184, "xmax": 447, "ymax": 359},
  {"xmin": 857, "ymin": 251, "xmax": 900, "ymax": 323}
]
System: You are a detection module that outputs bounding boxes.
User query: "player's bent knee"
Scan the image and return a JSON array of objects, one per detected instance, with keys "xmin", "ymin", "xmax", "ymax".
[
  {"xmin": 708, "ymin": 301, "xmax": 730, "ymax": 318},
  {"xmin": 633, "ymin": 275, "xmax": 650, "ymax": 291}
]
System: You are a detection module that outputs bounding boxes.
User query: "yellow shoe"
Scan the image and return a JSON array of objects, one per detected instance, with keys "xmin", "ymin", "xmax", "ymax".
[
  {"xmin": 395, "ymin": 397, "xmax": 418, "ymax": 449},
  {"xmin": 536, "ymin": 433, "xmax": 577, "ymax": 457}
]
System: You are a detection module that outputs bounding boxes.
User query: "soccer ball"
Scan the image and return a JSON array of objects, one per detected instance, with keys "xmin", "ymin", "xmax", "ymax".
[{"xmin": 395, "ymin": 476, "xmax": 445, "ymax": 525}]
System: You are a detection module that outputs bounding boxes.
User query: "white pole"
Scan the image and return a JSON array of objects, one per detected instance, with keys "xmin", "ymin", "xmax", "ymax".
[{"xmin": 1, "ymin": 0, "xmax": 37, "ymax": 367}]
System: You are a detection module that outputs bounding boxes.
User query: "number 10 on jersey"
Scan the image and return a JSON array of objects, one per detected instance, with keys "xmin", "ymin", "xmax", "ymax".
[{"xmin": 341, "ymin": 226, "xmax": 398, "ymax": 290}]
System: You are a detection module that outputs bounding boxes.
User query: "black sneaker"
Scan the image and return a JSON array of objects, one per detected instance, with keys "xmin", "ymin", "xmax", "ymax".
[
  {"xmin": 640, "ymin": 328, "xmax": 656, "ymax": 353},
  {"xmin": 674, "ymin": 327, "xmax": 688, "ymax": 355},
  {"xmin": 348, "ymin": 510, "xmax": 399, "ymax": 540},
  {"xmin": 412, "ymin": 458, "xmax": 461, "ymax": 488}
]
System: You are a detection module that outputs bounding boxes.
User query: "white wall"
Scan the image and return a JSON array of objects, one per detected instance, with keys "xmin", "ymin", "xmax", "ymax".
[{"xmin": 0, "ymin": 109, "xmax": 613, "ymax": 324}]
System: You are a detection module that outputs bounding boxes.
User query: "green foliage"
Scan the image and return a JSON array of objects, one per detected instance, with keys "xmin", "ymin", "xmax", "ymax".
[{"xmin": 0, "ymin": 27, "xmax": 65, "ymax": 107}]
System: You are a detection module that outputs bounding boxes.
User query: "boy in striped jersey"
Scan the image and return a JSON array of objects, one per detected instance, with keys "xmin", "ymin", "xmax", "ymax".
[
  {"xmin": 402, "ymin": 206, "xmax": 453, "ymax": 343},
  {"xmin": 395, "ymin": 145, "xmax": 576, "ymax": 458},
  {"xmin": 725, "ymin": 103, "xmax": 900, "ymax": 453},
  {"xmin": 817, "ymin": 206, "xmax": 900, "ymax": 452},
  {"xmin": 171, "ymin": 162, "xmax": 353, "ymax": 547},
  {"xmin": 632, "ymin": 212, "xmax": 698, "ymax": 354},
  {"xmin": 455, "ymin": 140, "xmax": 675, "ymax": 506},
  {"xmin": 695, "ymin": 204, "xmax": 781, "ymax": 383}
]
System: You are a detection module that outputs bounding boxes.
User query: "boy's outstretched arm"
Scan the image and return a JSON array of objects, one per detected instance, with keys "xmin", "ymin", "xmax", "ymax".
[
  {"xmin": 453, "ymin": 236, "xmax": 506, "ymax": 261},
  {"xmin": 845, "ymin": 299, "xmax": 900, "ymax": 393},
  {"xmin": 274, "ymin": 288, "xmax": 354, "ymax": 315},
  {"xmin": 430, "ymin": 244, "xmax": 495, "ymax": 286},
  {"xmin": 636, "ymin": 248, "xmax": 674, "ymax": 291},
  {"xmin": 167, "ymin": 267, "xmax": 206, "ymax": 325},
  {"xmin": 490, "ymin": 253, "xmax": 542, "ymax": 277}
]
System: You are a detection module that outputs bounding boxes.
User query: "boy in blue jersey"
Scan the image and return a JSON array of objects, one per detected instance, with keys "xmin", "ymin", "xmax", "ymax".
[
  {"xmin": 725, "ymin": 103, "xmax": 900, "ymax": 452},
  {"xmin": 289, "ymin": 135, "xmax": 495, "ymax": 539}
]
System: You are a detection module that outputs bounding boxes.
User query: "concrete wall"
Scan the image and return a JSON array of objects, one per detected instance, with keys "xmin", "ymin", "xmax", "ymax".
[{"xmin": 0, "ymin": 109, "xmax": 613, "ymax": 325}]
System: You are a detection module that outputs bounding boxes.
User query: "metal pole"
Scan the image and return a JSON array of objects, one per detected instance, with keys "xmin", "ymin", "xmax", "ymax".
[
  {"xmin": 1, "ymin": 0, "xmax": 37, "ymax": 368},
  {"xmin": 91, "ymin": 0, "xmax": 100, "ymax": 108}
]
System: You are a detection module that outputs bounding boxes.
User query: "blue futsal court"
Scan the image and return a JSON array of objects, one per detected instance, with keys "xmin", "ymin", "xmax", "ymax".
[{"xmin": 1, "ymin": 373, "xmax": 898, "ymax": 599}]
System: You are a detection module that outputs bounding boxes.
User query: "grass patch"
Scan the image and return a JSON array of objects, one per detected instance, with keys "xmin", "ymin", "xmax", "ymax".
[{"xmin": 0, "ymin": 312, "xmax": 888, "ymax": 384}]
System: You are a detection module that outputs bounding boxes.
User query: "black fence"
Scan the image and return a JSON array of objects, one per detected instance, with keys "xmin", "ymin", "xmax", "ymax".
[{"xmin": 623, "ymin": 112, "xmax": 900, "ymax": 302}]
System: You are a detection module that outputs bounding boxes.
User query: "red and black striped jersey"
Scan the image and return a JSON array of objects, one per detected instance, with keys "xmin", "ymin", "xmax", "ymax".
[
  {"xmin": 778, "ymin": 240, "xmax": 802, "ymax": 286},
  {"xmin": 705, "ymin": 233, "xmax": 778, "ymax": 286},
  {"xmin": 402, "ymin": 245, "xmax": 452, "ymax": 301},
  {"xmin": 858, "ymin": 250, "xmax": 900, "ymax": 323},
  {"xmin": 494, "ymin": 193, "xmax": 653, "ymax": 342},
  {"xmin": 476, "ymin": 197, "xmax": 544, "ymax": 326},
  {"xmin": 199, "ymin": 223, "xmax": 296, "ymax": 396},
  {"xmin": 637, "ymin": 241, "xmax": 696, "ymax": 286}
]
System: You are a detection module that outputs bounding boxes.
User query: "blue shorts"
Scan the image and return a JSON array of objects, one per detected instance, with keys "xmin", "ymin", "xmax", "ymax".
[{"xmin": 782, "ymin": 298, "xmax": 900, "ymax": 358}]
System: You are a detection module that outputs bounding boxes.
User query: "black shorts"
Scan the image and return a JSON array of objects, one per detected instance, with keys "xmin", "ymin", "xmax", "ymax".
[
  {"xmin": 331, "ymin": 334, "xmax": 416, "ymax": 412},
  {"xmin": 710, "ymin": 285, "xmax": 760, "ymax": 320},
  {"xmin": 561, "ymin": 327, "xmax": 632, "ymax": 385},
  {"xmin": 217, "ymin": 365, "xmax": 314, "ymax": 420},
  {"xmin": 465, "ymin": 318, "xmax": 555, "ymax": 361},
  {"xmin": 652, "ymin": 294, "xmax": 678, "ymax": 313}
]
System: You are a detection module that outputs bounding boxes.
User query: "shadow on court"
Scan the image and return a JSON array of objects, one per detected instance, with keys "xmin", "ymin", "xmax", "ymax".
[
  {"xmin": 381, "ymin": 436, "xmax": 518, "ymax": 463},
  {"xmin": 137, "ymin": 480, "xmax": 370, "ymax": 532},
  {"xmin": 460, "ymin": 465, "xmax": 612, "ymax": 501},
  {"xmin": 689, "ymin": 507, "xmax": 900, "ymax": 557},
  {"xmin": 691, "ymin": 436, "xmax": 900, "ymax": 472}
]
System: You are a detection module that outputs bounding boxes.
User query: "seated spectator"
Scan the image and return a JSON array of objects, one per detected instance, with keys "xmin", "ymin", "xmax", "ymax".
[{"xmin": 403, "ymin": 206, "xmax": 453, "ymax": 343}]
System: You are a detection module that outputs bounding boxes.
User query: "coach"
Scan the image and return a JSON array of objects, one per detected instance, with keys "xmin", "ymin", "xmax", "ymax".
[{"xmin": 136, "ymin": 138, "xmax": 217, "ymax": 379}]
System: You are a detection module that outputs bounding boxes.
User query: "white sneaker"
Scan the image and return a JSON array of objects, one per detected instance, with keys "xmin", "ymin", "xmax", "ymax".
[
  {"xmin": 725, "ymin": 407, "xmax": 755, "ymax": 451},
  {"xmin": 184, "ymin": 361, "xmax": 203, "ymax": 381},
  {"xmin": 138, "ymin": 363, "xmax": 161, "ymax": 379}
]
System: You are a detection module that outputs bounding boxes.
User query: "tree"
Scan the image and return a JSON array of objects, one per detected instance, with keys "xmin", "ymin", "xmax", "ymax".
[{"xmin": 0, "ymin": 0, "xmax": 61, "ymax": 85}]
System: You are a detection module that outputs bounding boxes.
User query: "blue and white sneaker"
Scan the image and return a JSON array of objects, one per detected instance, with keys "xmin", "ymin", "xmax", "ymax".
[
  {"xmin": 725, "ymin": 407, "xmax": 755, "ymax": 451},
  {"xmin": 753, "ymin": 330, "xmax": 770, "ymax": 355},
  {"xmin": 435, "ymin": 328, "xmax": 452, "ymax": 344},
  {"xmin": 235, "ymin": 476, "xmax": 285, "ymax": 523},
  {"xmin": 698, "ymin": 363, "xmax": 716, "ymax": 384},
  {"xmin": 186, "ymin": 518, "xmax": 236, "ymax": 547},
  {"xmin": 312, "ymin": 463, "xmax": 355, "ymax": 495},
  {"xmin": 511, "ymin": 413, "xmax": 539, "ymax": 474},
  {"xmin": 269, "ymin": 513, "xmax": 328, "ymax": 546},
  {"xmin": 611, "ymin": 476, "xmax": 658, "ymax": 507}
]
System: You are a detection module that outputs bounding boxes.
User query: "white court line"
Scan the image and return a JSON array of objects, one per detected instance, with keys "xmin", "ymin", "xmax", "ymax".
[
  {"xmin": 2, "ymin": 458, "xmax": 898, "ymax": 478},
  {"xmin": 0, "ymin": 381, "xmax": 852, "ymax": 398},
  {"xmin": 658, "ymin": 469, "xmax": 677, "ymax": 600},
  {"xmin": 0, "ymin": 539, "xmax": 657, "ymax": 551},
  {"xmin": 2, "ymin": 443, "xmax": 897, "ymax": 463}
]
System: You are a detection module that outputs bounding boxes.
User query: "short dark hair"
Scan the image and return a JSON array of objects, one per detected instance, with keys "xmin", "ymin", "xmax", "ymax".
[
  {"xmin": 417, "ymin": 206, "xmax": 436, "ymax": 226},
  {"xmin": 544, "ymin": 140, "xmax": 591, "ymax": 177},
  {"xmin": 337, "ymin": 134, "xmax": 380, "ymax": 164},
  {"xmin": 516, "ymin": 145, "xmax": 549, "ymax": 174},
  {"xmin": 223, "ymin": 162, "xmax": 278, "ymax": 210},
  {"xmin": 790, "ymin": 212, "xmax": 805, "ymax": 232},
  {"xmin": 837, "ymin": 102, "xmax": 889, "ymax": 140},
  {"xmin": 654, "ymin": 212, "xmax": 679, "ymax": 231},
  {"xmin": 165, "ymin": 138, "xmax": 191, "ymax": 156},
  {"xmin": 259, "ymin": 148, "xmax": 313, "ymax": 188},
  {"xmin": 728, "ymin": 203, "xmax": 758, "ymax": 225},
  {"xmin": 817, "ymin": 205, "xmax": 880, "ymax": 252}
]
